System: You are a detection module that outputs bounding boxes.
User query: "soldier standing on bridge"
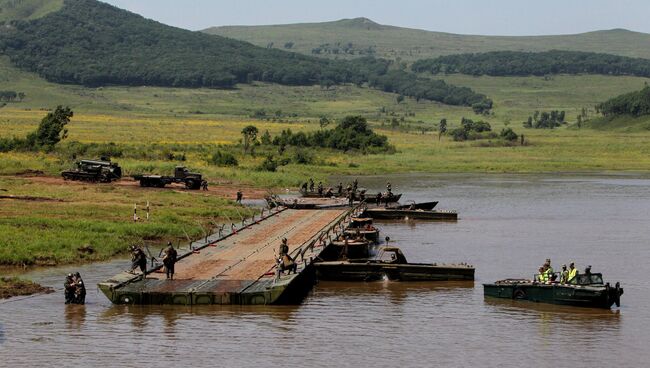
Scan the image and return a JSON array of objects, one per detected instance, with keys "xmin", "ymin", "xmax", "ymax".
[
  {"xmin": 130, "ymin": 245, "xmax": 147, "ymax": 277},
  {"xmin": 308, "ymin": 178, "xmax": 315, "ymax": 192},
  {"xmin": 162, "ymin": 242, "xmax": 178, "ymax": 280},
  {"xmin": 236, "ymin": 190, "xmax": 243, "ymax": 204},
  {"xmin": 279, "ymin": 237, "xmax": 289, "ymax": 257}
]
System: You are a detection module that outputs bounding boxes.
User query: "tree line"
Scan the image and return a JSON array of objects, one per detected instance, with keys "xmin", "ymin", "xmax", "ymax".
[
  {"xmin": 0, "ymin": 0, "xmax": 489, "ymax": 110},
  {"xmin": 271, "ymin": 116, "xmax": 393, "ymax": 154},
  {"xmin": 596, "ymin": 86, "xmax": 650, "ymax": 117},
  {"xmin": 0, "ymin": 90, "xmax": 25, "ymax": 102},
  {"xmin": 411, "ymin": 50, "xmax": 650, "ymax": 78},
  {"xmin": 523, "ymin": 110, "xmax": 566, "ymax": 129}
]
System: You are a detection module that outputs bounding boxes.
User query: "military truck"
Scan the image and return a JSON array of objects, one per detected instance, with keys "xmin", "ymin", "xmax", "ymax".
[
  {"xmin": 61, "ymin": 159, "xmax": 122, "ymax": 183},
  {"xmin": 133, "ymin": 166, "xmax": 203, "ymax": 189}
]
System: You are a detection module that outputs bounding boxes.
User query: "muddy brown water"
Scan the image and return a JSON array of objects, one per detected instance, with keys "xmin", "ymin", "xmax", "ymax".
[{"xmin": 2, "ymin": 173, "xmax": 650, "ymax": 367}]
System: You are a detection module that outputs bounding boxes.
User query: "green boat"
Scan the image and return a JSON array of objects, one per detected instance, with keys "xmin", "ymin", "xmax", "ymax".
[
  {"xmin": 483, "ymin": 273, "xmax": 623, "ymax": 309},
  {"xmin": 315, "ymin": 246, "xmax": 475, "ymax": 282}
]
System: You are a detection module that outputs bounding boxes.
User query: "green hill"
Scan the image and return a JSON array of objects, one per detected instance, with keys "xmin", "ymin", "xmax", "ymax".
[
  {"xmin": 0, "ymin": 0, "xmax": 62, "ymax": 22},
  {"xmin": 204, "ymin": 18, "xmax": 650, "ymax": 61},
  {"xmin": 0, "ymin": 0, "xmax": 489, "ymax": 108}
]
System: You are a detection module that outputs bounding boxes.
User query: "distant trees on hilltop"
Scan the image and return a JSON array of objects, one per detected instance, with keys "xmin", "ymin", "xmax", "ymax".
[{"xmin": 412, "ymin": 50, "xmax": 650, "ymax": 78}]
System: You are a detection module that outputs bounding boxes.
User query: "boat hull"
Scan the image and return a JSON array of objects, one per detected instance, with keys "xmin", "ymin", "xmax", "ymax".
[
  {"xmin": 483, "ymin": 283, "xmax": 623, "ymax": 309},
  {"xmin": 315, "ymin": 261, "xmax": 474, "ymax": 282},
  {"xmin": 363, "ymin": 209, "xmax": 457, "ymax": 221}
]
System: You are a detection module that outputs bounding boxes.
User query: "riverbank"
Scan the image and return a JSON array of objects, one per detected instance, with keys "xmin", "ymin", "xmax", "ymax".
[
  {"xmin": 0, "ymin": 175, "xmax": 257, "ymax": 266},
  {"xmin": 0, "ymin": 277, "xmax": 53, "ymax": 299}
]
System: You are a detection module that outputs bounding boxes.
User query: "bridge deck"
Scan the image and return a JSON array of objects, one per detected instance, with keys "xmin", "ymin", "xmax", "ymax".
[{"xmin": 99, "ymin": 207, "xmax": 354, "ymax": 304}]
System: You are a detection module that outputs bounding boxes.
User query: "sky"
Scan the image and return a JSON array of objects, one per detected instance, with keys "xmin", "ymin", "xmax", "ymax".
[{"xmin": 101, "ymin": 0, "xmax": 650, "ymax": 35}]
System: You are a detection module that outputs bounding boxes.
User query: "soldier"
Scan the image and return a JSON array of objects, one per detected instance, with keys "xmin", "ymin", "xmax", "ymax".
[
  {"xmin": 359, "ymin": 189, "xmax": 366, "ymax": 202},
  {"xmin": 336, "ymin": 182, "xmax": 343, "ymax": 196},
  {"xmin": 72, "ymin": 272, "xmax": 86, "ymax": 305},
  {"xmin": 346, "ymin": 183, "xmax": 353, "ymax": 195},
  {"xmin": 236, "ymin": 190, "xmax": 243, "ymax": 204},
  {"xmin": 352, "ymin": 179, "xmax": 359, "ymax": 193},
  {"xmin": 201, "ymin": 180, "xmax": 208, "ymax": 191},
  {"xmin": 347, "ymin": 191, "xmax": 354, "ymax": 207},
  {"xmin": 279, "ymin": 238, "xmax": 289, "ymax": 257},
  {"xmin": 560, "ymin": 264, "xmax": 569, "ymax": 283},
  {"xmin": 64, "ymin": 274, "xmax": 75, "ymax": 304},
  {"xmin": 130, "ymin": 245, "xmax": 147, "ymax": 276},
  {"xmin": 308, "ymin": 178, "xmax": 314, "ymax": 192},
  {"xmin": 317, "ymin": 182, "xmax": 323, "ymax": 196},
  {"xmin": 386, "ymin": 182, "xmax": 392, "ymax": 194},
  {"xmin": 162, "ymin": 242, "xmax": 178, "ymax": 280},
  {"xmin": 376, "ymin": 192, "xmax": 382, "ymax": 206},
  {"xmin": 568, "ymin": 262, "xmax": 578, "ymax": 282},
  {"xmin": 301, "ymin": 182, "xmax": 308, "ymax": 192},
  {"xmin": 544, "ymin": 258, "xmax": 555, "ymax": 281}
]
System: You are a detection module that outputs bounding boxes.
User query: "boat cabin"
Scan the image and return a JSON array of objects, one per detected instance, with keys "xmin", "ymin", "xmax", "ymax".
[
  {"xmin": 376, "ymin": 247, "xmax": 408, "ymax": 264},
  {"xmin": 567, "ymin": 273, "xmax": 604, "ymax": 286}
]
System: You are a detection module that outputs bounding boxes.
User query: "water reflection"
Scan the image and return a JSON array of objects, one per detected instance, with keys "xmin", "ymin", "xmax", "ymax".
[
  {"xmin": 64, "ymin": 305, "xmax": 86, "ymax": 330},
  {"xmin": 99, "ymin": 303, "xmax": 302, "ymax": 331},
  {"xmin": 316, "ymin": 280, "xmax": 473, "ymax": 304},
  {"xmin": 484, "ymin": 298, "xmax": 622, "ymax": 331}
]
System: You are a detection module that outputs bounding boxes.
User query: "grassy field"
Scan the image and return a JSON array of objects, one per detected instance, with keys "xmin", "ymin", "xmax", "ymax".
[
  {"xmin": 3, "ymin": 56, "xmax": 650, "ymax": 266},
  {"xmin": 0, "ymin": 176, "xmax": 256, "ymax": 266},
  {"xmin": 205, "ymin": 18, "xmax": 650, "ymax": 61}
]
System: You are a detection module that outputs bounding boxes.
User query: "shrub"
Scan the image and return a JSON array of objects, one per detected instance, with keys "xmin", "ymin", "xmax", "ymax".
[
  {"xmin": 500, "ymin": 128, "xmax": 519, "ymax": 141},
  {"xmin": 257, "ymin": 155, "xmax": 278, "ymax": 172},
  {"xmin": 292, "ymin": 149, "xmax": 314, "ymax": 165},
  {"xmin": 209, "ymin": 151, "xmax": 238, "ymax": 167}
]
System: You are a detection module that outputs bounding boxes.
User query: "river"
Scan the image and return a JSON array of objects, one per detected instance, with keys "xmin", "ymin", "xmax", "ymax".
[{"xmin": 1, "ymin": 173, "xmax": 649, "ymax": 367}]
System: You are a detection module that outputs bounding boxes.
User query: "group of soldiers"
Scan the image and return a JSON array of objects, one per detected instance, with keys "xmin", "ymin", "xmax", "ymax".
[
  {"xmin": 64, "ymin": 272, "xmax": 86, "ymax": 305},
  {"xmin": 129, "ymin": 242, "xmax": 178, "ymax": 280},
  {"xmin": 536, "ymin": 259, "xmax": 581, "ymax": 284},
  {"xmin": 301, "ymin": 178, "xmax": 395, "ymax": 206}
]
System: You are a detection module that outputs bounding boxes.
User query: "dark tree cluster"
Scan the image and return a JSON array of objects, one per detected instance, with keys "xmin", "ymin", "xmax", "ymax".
[
  {"xmin": 412, "ymin": 50, "xmax": 650, "ymax": 78},
  {"xmin": 596, "ymin": 86, "xmax": 650, "ymax": 117},
  {"xmin": 366, "ymin": 70, "xmax": 492, "ymax": 112},
  {"xmin": 449, "ymin": 117, "xmax": 493, "ymax": 141},
  {"xmin": 0, "ymin": 90, "xmax": 25, "ymax": 102},
  {"xmin": 310, "ymin": 42, "xmax": 375, "ymax": 56},
  {"xmin": 271, "ymin": 116, "xmax": 393, "ymax": 153},
  {"xmin": 0, "ymin": 0, "xmax": 488, "ymax": 109},
  {"xmin": 523, "ymin": 110, "xmax": 566, "ymax": 129}
]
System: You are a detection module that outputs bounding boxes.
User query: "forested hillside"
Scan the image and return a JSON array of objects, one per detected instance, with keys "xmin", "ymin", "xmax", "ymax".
[
  {"xmin": 0, "ymin": 0, "xmax": 490, "ymax": 108},
  {"xmin": 412, "ymin": 50, "xmax": 650, "ymax": 77},
  {"xmin": 596, "ymin": 86, "xmax": 650, "ymax": 117}
]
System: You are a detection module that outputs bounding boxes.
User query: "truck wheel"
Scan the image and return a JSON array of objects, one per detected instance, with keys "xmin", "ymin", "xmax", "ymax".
[{"xmin": 185, "ymin": 179, "xmax": 195, "ymax": 189}]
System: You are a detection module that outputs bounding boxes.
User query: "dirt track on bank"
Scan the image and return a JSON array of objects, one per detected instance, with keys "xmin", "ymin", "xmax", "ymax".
[{"xmin": 5, "ymin": 174, "xmax": 273, "ymax": 200}]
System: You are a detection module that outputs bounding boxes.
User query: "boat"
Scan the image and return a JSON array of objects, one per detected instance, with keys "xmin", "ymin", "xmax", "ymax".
[
  {"xmin": 483, "ymin": 272, "xmax": 623, "ymax": 309},
  {"xmin": 362, "ymin": 208, "xmax": 457, "ymax": 221},
  {"xmin": 361, "ymin": 193, "xmax": 402, "ymax": 203},
  {"xmin": 265, "ymin": 195, "xmax": 349, "ymax": 209},
  {"xmin": 394, "ymin": 201, "xmax": 438, "ymax": 211},
  {"xmin": 300, "ymin": 189, "xmax": 402, "ymax": 203},
  {"xmin": 315, "ymin": 246, "xmax": 475, "ymax": 282},
  {"xmin": 343, "ymin": 227, "xmax": 380, "ymax": 243}
]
